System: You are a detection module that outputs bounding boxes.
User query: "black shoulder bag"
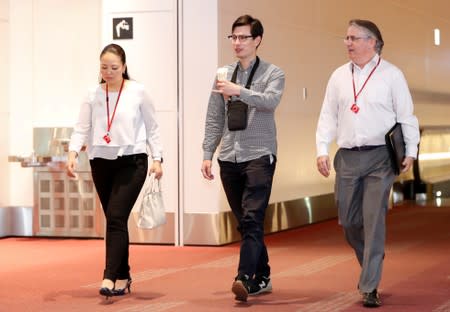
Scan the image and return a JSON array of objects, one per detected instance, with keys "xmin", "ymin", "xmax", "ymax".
[{"xmin": 227, "ymin": 56, "xmax": 260, "ymax": 131}]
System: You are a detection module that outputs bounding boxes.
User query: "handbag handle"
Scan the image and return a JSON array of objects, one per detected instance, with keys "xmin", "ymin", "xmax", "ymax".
[{"xmin": 148, "ymin": 173, "xmax": 161, "ymax": 193}]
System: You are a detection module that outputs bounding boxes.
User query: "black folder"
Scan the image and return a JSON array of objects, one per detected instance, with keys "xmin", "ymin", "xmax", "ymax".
[{"xmin": 385, "ymin": 123, "xmax": 405, "ymax": 175}]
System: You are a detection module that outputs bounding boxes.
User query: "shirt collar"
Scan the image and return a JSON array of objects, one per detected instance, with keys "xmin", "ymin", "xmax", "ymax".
[
  {"xmin": 238, "ymin": 57, "xmax": 258, "ymax": 71},
  {"xmin": 349, "ymin": 53, "xmax": 380, "ymax": 72}
]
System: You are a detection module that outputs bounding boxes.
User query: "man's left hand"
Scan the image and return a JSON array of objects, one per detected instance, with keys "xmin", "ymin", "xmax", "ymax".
[{"xmin": 401, "ymin": 156, "xmax": 415, "ymax": 173}]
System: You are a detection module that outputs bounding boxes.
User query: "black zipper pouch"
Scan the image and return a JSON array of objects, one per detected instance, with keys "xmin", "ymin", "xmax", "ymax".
[{"xmin": 227, "ymin": 100, "xmax": 248, "ymax": 131}]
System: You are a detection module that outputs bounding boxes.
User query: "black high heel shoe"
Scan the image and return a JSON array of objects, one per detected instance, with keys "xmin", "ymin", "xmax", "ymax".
[
  {"xmin": 99, "ymin": 286, "xmax": 115, "ymax": 298},
  {"xmin": 99, "ymin": 279, "xmax": 115, "ymax": 298},
  {"xmin": 113, "ymin": 278, "xmax": 132, "ymax": 296}
]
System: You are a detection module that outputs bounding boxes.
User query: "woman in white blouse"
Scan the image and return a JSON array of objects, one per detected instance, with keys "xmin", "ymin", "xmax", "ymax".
[{"xmin": 66, "ymin": 43, "xmax": 163, "ymax": 298}]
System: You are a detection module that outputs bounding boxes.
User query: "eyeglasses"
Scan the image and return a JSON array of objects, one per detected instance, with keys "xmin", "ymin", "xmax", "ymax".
[
  {"xmin": 343, "ymin": 36, "xmax": 371, "ymax": 43},
  {"xmin": 227, "ymin": 34, "xmax": 254, "ymax": 42}
]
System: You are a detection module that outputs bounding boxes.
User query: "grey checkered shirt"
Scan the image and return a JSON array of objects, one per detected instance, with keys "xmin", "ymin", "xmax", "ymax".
[{"xmin": 203, "ymin": 57, "xmax": 285, "ymax": 163}]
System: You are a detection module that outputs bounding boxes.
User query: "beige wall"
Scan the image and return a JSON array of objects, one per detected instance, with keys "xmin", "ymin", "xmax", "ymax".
[
  {"xmin": 3, "ymin": 0, "xmax": 449, "ymax": 213},
  {"xmin": 218, "ymin": 0, "xmax": 450, "ymax": 202}
]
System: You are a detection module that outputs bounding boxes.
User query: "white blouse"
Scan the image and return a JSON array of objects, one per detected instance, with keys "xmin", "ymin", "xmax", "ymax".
[{"xmin": 69, "ymin": 80, "xmax": 163, "ymax": 160}]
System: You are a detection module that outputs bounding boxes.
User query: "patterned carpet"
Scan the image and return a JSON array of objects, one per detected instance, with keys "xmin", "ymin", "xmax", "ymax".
[{"xmin": 0, "ymin": 200, "xmax": 449, "ymax": 311}]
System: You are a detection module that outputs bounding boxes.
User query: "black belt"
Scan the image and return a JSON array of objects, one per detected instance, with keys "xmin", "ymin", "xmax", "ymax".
[{"xmin": 343, "ymin": 145, "xmax": 384, "ymax": 151}]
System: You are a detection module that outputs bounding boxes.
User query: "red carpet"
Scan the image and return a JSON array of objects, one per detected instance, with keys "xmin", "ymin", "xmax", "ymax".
[{"xmin": 0, "ymin": 201, "xmax": 449, "ymax": 311}]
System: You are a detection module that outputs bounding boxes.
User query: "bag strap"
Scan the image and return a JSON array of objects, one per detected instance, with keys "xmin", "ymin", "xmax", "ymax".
[
  {"xmin": 230, "ymin": 56, "xmax": 260, "ymax": 89},
  {"xmin": 147, "ymin": 173, "xmax": 161, "ymax": 193}
]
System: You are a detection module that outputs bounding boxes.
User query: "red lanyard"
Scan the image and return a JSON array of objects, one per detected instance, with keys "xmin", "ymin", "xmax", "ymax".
[
  {"xmin": 351, "ymin": 57, "xmax": 381, "ymax": 113},
  {"xmin": 105, "ymin": 79, "xmax": 125, "ymax": 134}
]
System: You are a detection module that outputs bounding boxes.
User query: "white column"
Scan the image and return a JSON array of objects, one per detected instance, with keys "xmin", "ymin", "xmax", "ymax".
[
  {"xmin": 102, "ymin": 0, "xmax": 180, "ymax": 242},
  {"xmin": 8, "ymin": 0, "xmax": 34, "ymax": 206},
  {"xmin": 180, "ymin": 0, "xmax": 223, "ymax": 216},
  {"xmin": 0, "ymin": 0, "xmax": 10, "ymax": 206}
]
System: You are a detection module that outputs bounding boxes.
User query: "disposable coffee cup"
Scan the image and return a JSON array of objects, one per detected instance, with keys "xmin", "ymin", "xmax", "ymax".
[{"xmin": 216, "ymin": 67, "xmax": 228, "ymax": 81}]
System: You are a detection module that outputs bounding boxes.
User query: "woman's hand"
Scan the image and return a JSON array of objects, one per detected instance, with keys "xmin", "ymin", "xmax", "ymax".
[
  {"xmin": 150, "ymin": 160, "xmax": 163, "ymax": 179},
  {"xmin": 66, "ymin": 151, "xmax": 78, "ymax": 178}
]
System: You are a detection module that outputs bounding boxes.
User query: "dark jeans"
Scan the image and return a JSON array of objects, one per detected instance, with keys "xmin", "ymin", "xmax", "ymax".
[
  {"xmin": 90, "ymin": 153, "xmax": 148, "ymax": 281},
  {"xmin": 219, "ymin": 154, "xmax": 276, "ymax": 279}
]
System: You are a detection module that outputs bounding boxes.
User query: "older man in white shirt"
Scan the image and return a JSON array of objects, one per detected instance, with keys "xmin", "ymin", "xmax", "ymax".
[{"xmin": 316, "ymin": 19, "xmax": 420, "ymax": 308}]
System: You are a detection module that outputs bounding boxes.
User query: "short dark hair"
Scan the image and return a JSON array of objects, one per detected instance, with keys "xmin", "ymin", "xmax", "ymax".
[
  {"xmin": 99, "ymin": 43, "xmax": 130, "ymax": 82},
  {"xmin": 349, "ymin": 19, "xmax": 384, "ymax": 54},
  {"xmin": 232, "ymin": 15, "xmax": 264, "ymax": 39}
]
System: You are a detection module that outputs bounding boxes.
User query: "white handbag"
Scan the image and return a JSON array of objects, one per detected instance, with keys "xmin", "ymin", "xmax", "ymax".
[{"xmin": 137, "ymin": 173, "xmax": 166, "ymax": 229}]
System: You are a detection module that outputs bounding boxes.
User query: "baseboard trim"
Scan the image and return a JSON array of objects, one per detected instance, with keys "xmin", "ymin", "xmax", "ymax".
[
  {"xmin": 2, "ymin": 194, "xmax": 337, "ymax": 245},
  {"xmin": 0, "ymin": 206, "xmax": 33, "ymax": 237},
  {"xmin": 181, "ymin": 193, "xmax": 336, "ymax": 245}
]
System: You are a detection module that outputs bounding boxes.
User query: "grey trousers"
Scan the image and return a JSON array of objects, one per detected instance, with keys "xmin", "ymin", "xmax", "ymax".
[{"xmin": 333, "ymin": 146, "xmax": 395, "ymax": 292}]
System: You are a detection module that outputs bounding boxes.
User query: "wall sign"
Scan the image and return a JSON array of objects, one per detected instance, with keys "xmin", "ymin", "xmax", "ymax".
[{"xmin": 112, "ymin": 18, "xmax": 133, "ymax": 40}]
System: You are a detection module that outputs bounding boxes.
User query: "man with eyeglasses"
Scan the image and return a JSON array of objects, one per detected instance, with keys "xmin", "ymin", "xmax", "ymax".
[
  {"xmin": 201, "ymin": 15, "xmax": 285, "ymax": 302},
  {"xmin": 316, "ymin": 19, "xmax": 420, "ymax": 308}
]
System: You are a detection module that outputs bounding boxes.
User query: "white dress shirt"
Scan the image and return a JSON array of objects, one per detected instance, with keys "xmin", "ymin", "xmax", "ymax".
[
  {"xmin": 316, "ymin": 54, "xmax": 420, "ymax": 158},
  {"xmin": 69, "ymin": 80, "xmax": 163, "ymax": 160}
]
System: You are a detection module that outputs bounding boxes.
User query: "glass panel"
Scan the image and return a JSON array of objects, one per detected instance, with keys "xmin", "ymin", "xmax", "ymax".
[
  {"xmin": 69, "ymin": 198, "xmax": 79, "ymax": 211},
  {"xmin": 40, "ymin": 198, "xmax": 50, "ymax": 210},
  {"xmin": 418, "ymin": 127, "xmax": 450, "ymax": 181},
  {"xmin": 55, "ymin": 215, "xmax": 65, "ymax": 228},
  {"xmin": 54, "ymin": 198, "xmax": 65, "ymax": 210},
  {"xmin": 83, "ymin": 180, "xmax": 94, "ymax": 193},
  {"xmin": 70, "ymin": 216, "xmax": 79, "ymax": 228},
  {"xmin": 54, "ymin": 180, "xmax": 65, "ymax": 193},
  {"xmin": 40, "ymin": 215, "xmax": 50, "ymax": 228},
  {"xmin": 40, "ymin": 180, "xmax": 50, "ymax": 193},
  {"xmin": 68, "ymin": 180, "xmax": 79, "ymax": 193},
  {"xmin": 82, "ymin": 198, "xmax": 93, "ymax": 211},
  {"xmin": 84, "ymin": 216, "xmax": 94, "ymax": 228}
]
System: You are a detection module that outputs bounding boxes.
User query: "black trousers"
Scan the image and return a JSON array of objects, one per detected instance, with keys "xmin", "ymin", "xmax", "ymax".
[
  {"xmin": 219, "ymin": 154, "xmax": 276, "ymax": 279},
  {"xmin": 90, "ymin": 153, "xmax": 148, "ymax": 281}
]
